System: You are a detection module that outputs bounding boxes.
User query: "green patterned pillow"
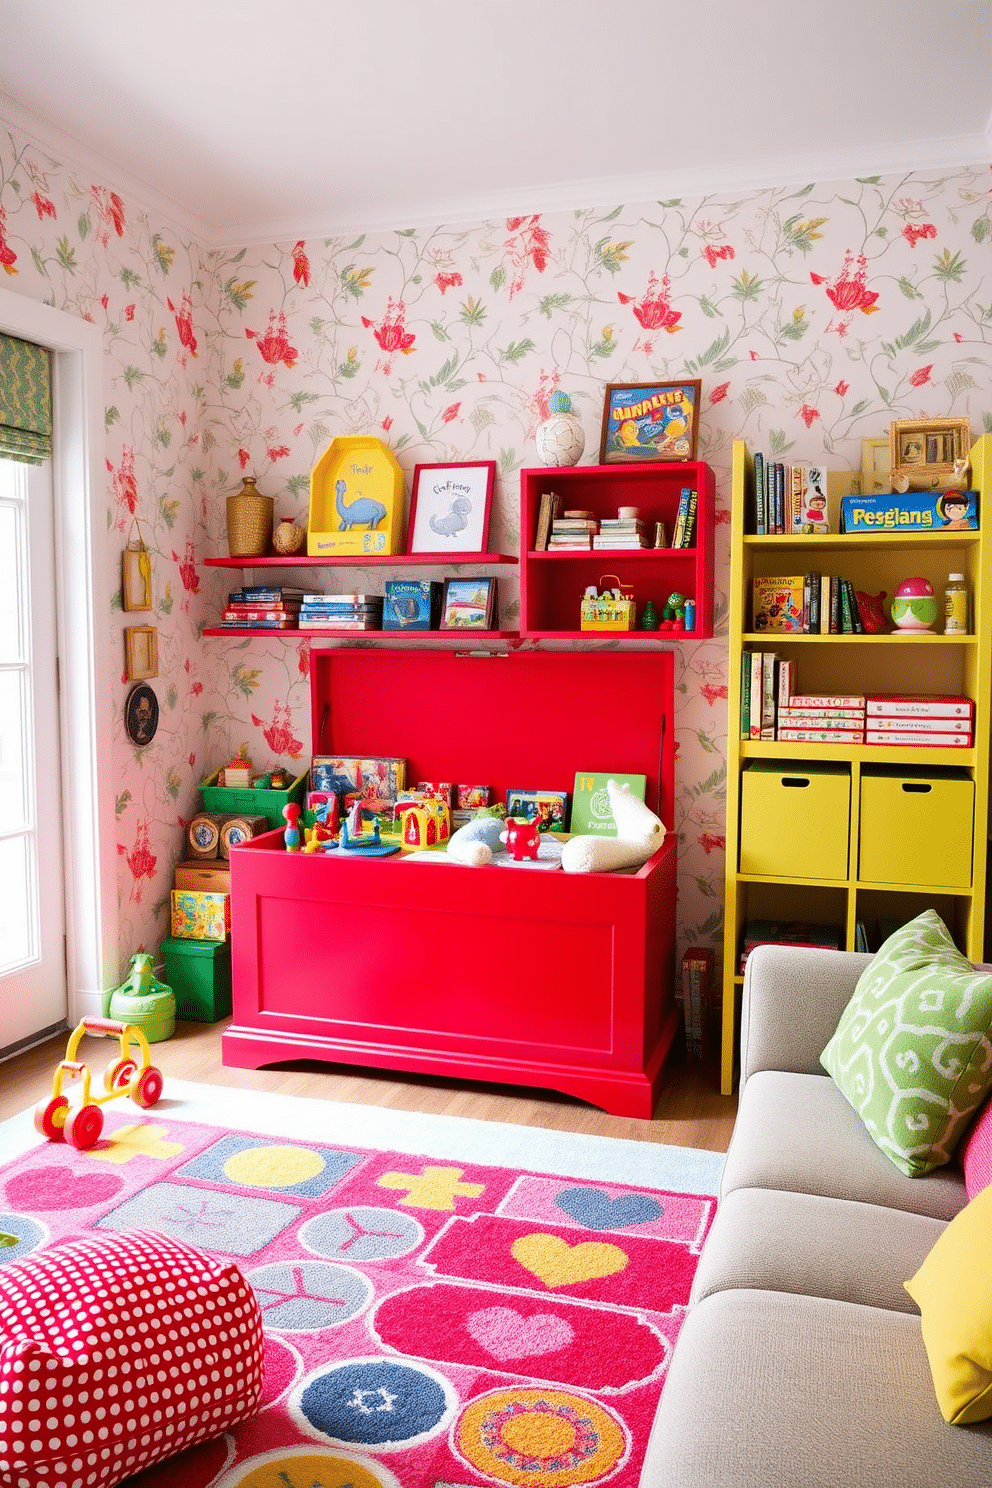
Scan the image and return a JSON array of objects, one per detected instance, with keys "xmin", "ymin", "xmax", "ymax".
[{"xmin": 821, "ymin": 910, "xmax": 992, "ymax": 1177}]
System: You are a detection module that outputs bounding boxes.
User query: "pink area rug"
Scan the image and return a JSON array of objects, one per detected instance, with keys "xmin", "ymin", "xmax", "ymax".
[{"xmin": 0, "ymin": 1106, "xmax": 715, "ymax": 1488}]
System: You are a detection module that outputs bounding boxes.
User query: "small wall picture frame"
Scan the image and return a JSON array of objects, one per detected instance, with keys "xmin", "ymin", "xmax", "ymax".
[
  {"xmin": 125, "ymin": 625, "xmax": 158, "ymax": 681},
  {"xmin": 406, "ymin": 461, "xmax": 495, "ymax": 554},
  {"xmin": 889, "ymin": 417, "xmax": 971, "ymax": 492},
  {"xmin": 600, "ymin": 380, "xmax": 701, "ymax": 463},
  {"xmin": 861, "ymin": 436, "xmax": 891, "ymax": 495},
  {"xmin": 124, "ymin": 683, "xmax": 159, "ymax": 747},
  {"xmin": 440, "ymin": 577, "xmax": 497, "ymax": 630},
  {"xmin": 122, "ymin": 542, "xmax": 153, "ymax": 612}
]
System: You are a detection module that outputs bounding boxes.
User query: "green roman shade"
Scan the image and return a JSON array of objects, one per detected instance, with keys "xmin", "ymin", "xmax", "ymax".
[{"xmin": 0, "ymin": 332, "xmax": 52, "ymax": 464}]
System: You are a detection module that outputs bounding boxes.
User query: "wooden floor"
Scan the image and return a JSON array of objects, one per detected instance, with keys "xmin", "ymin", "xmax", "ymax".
[{"xmin": 1, "ymin": 1019, "xmax": 738, "ymax": 1152}]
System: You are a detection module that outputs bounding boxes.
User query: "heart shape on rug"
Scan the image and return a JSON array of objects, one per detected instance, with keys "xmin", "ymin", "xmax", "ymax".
[
  {"xmin": 5, "ymin": 1166, "xmax": 123, "ymax": 1211},
  {"xmin": 511, "ymin": 1233, "xmax": 628, "ymax": 1288},
  {"xmin": 467, "ymin": 1306, "xmax": 574, "ymax": 1360},
  {"xmin": 555, "ymin": 1186, "xmax": 664, "ymax": 1231}
]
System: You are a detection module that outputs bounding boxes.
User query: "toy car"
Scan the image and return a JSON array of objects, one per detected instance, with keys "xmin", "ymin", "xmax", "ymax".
[{"xmin": 34, "ymin": 1016, "xmax": 165, "ymax": 1150}]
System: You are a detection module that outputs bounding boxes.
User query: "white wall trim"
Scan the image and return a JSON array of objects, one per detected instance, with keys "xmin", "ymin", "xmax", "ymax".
[{"xmin": 0, "ymin": 288, "xmax": 116, "ymax": 1017}]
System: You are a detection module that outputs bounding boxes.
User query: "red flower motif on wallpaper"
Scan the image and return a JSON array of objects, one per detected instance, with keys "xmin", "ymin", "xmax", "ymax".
[
  {"xmin": 441, "ymin": 403, "xmax": 461, "ymax": 424},
  {"xmin": 698, "ymin": 833, "xmax": 725, "ymax": 856},
  {"xmin": 172, "ymin": 539, "xmax": 200, "ymax": 605},
  {"xmin": 0, "ymin": 205, "xmax": 17, "ymax": 275},
  {"xmin": 700, "ymin": 683, "xmax": 728, "ymax": 706},
  {"xmin": 246, "ymin": 309, "xmax": 298, "ymax": 368},
  {"xmin": 701, "ymin": 243, "xmax": 735, "ymax": 267},
  {"xmin": 124, "ymin": 303, "xmax": 135, "ymax": 321},
  {"xmin": 617, "ymin": 271, "xmax": 682, "ymax": 347},
  {"xmin": 90, "ymin": 185, "xmax": 126, "ymax": 246},
  {"xmin": 834, "ymin": 379, "xmax": 849, "ymax": 396},
  {"xmin": 528, "ymin": 369, "xmax": 562, "ymax": 435},
  {"xmin": 267, "ymin": 444, "xmax": 291, "ymax": 460},
  {"xmin": 238, "ymin": 448, "xmax": 251, "ymax": 469},
  {"xmin": 902, "ymin": 223, "xmax": 936, "ymax": 248},
  {"xmin": 297, "ymin": 643, "xmax": 309, "ymax": 678},
  {"xmin": 435, "ymin": 271, "xmax": 463, "ymax": 294},
  {"xmin": 799, "ymin": 403, "xmax": 820, "ymax": 428},
  {"xmin": 381, "ymin": 415, "xmax": 393, "ymax": 432},
  {"xmin": 291, "ymin": 240, "xmax": 311, "ymax": 287},
  {"xmin": 909, "ymin": 365, "xmax": 932, "ymax": 387},
  {"xmin": 361, "ymin": 297, "xmax": 415, "ymax": 373},
  {"xmin": 167, "ymin": 290, "xmax": 198, "ymax": 359},
  {"xmin": 118, "ymin": 821, "xmax": 156, "ymax": 902},
  {"xmin": 250, "ymin": 703, "xmax": 303, "ymax": 760},
  {"xmin": 31, "ymin": 191, "xmax": 56, "ymax": 221},
  {"xmin": 810, "ymin": 250, "xmax": 879, "ymax": 330},
  {"xmin": 504, "ymin": 215, "xmax": 551, "ymax": 297},
  {"xmin": 709, "ymin": 382, "xmax": 729, "ymax": 404},
  {"xmin": 108, "ymin": 446, "xmax": 138, "ymax": 525}
]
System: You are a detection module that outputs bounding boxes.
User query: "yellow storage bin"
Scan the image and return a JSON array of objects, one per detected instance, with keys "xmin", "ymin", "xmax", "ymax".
[
  {"xmin": 740, "ymin": 761, "xmax": 850, "ymax": 880},
  {"xmin": 859, "ymin": 767, "xmax": 974, "ymax": 888}
]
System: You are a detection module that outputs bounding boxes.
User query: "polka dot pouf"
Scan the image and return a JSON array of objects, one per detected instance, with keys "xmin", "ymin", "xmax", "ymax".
[{"xmin": 0, "ymin": 1229, "xmax": 264, "ymax": 1488}]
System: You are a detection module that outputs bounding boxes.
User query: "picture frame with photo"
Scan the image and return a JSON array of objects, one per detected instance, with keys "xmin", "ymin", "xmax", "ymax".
[
  {"xmin": 406, "ymin": 460, "xmax": 496, "ymax": 554},
  {"xmin": 122, "ymin": 542, "xmax": 153, "ymax": 612},
  {"xmin": 600, "ymin": 380, "xmax": 701, "ymax": 463},
  {"xmin": 504, "ymin": 789, "xmax": 570, "ymax": 833},
  {"xmin": 889, "ymin": 417, "xmax": 971, "ymax": 492},
  {"xmin": 124, "ymin": 683, "xmax": 159, "ymax": 747},
  {"xmin": 440, "ymin": 576, "xmax": 497, "ymax": 630}
]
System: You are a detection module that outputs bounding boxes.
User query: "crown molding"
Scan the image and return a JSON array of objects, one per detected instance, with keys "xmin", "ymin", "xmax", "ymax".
[{"xmin": 3, "ymin": 87, "xmax": 990, "ymax": 253}]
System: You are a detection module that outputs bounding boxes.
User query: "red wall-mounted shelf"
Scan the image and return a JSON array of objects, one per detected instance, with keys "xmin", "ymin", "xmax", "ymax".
[{"xmin": 204, "ymin": 554, "xmax": 518, "ymax": 568}]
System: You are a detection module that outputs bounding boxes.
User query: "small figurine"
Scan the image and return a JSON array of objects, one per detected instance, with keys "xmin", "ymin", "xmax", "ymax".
[
  {"xmin": 282, "ymin": 802, "xmax": 302, "ymax": 852},
  {"xmin": 640, "ymin": 600, "xmax": 659, "ymax": 631},
  {"xmin": 500, "ymin": 816, "xmax": 541, "ymax": 862},
  {"xmin": 855, "ymin": 589, "xmax": 888, "ymax": 633},
  {"xmin": 891, "ymin": 576, "xmax": 938, "ymax": 631}
]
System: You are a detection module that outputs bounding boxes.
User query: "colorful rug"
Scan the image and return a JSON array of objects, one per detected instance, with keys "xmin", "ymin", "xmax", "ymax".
[{"xmin": 0, "ymin": 1081, "xmax": 721, "ymax": 1488}]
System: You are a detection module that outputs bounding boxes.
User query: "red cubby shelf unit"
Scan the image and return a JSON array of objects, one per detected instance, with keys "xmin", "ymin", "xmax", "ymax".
[{"xmin": 519, "ymin": 462, "xmax": 715, "ymax": 639}]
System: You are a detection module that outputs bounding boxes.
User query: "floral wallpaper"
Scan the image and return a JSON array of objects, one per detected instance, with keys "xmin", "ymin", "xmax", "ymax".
[{"xmin": 2, "ymin": 110, "xmax": 992, "ymax": 990}]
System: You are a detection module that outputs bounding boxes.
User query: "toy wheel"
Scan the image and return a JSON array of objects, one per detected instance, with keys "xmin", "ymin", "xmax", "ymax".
[
  {"xmin": 34, "ymin": 1096, "xmax": 69, "ymax": 1141},
  {"xmin": 64, "ymin": 1103, "xmax": 104, "ymax": 1151},
  {"xmin": 132, "ymin": 1066, "xmax": 164, "ymax": 1108},
  {"xmin": 103, "ymin": 1057, "xmax": 137, "ymax": 1093}
]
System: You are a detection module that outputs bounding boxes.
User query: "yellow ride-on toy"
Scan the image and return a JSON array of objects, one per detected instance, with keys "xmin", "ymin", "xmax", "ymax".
[{"xmin": 34, "ymin": 1017, "xmax": 165, "ymax": 1150}]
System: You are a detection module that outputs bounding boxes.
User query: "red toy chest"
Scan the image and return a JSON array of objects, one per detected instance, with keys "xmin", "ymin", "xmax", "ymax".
[{"xmin": 223, "ymin": 649, "xmax": 679, "ymax": 1118}]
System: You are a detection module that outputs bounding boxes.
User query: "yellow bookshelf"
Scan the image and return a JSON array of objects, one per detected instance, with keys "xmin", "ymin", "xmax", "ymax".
[{"xmin": 721, "ymin": 436, "xmax": 992, "ymax": 1094}]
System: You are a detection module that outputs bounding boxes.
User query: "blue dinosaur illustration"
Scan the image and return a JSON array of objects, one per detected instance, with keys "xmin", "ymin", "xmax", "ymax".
[
  {"xmin": 429, "ymin": 495, "xmax": 472, "ymax": 537},
  {"xmin": 335, "ymin": 478, "xmax": 387, "ymax": 530}
]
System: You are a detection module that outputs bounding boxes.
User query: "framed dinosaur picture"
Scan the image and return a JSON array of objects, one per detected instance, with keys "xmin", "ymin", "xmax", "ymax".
[{"xmin": 407, "ymin": 460, "xmax": 495, "ymax": 555}]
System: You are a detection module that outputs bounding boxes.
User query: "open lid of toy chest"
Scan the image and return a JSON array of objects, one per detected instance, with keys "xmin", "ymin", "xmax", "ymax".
[{"xmin": 308, "ymin": 649, "xmax": 675, "ymax": 828}]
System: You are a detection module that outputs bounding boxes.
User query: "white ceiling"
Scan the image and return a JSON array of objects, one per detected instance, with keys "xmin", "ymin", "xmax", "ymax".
[{"xmin": 1, "ymin": 0, "xmax": 991, "ymax": 247}]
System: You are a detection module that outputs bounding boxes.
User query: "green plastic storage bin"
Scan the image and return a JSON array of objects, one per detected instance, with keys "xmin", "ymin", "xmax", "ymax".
[
  {"xmin": 161, "ymin": 936, "xmax": 232, "ymax": 1022},
  {"xmin": 199, "ymin": 768, "xmax": 307, "ymax": 830}
]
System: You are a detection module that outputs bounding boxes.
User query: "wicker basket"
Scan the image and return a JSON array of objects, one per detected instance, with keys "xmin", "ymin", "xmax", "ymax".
[{"xmin": 226, "ymin": 478, "xmax": 274, "ymax": 557}]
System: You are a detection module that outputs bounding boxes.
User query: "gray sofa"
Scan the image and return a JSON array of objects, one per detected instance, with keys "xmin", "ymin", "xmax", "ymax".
[{"xmin": 644, "ymin": 943, "xmax": 992, "ymax": 1487}]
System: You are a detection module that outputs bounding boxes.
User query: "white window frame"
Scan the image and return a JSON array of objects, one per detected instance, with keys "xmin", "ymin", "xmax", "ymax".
[{"xmin": 0, "ymin": 287, "xmax": 116, "ymax": 1024}]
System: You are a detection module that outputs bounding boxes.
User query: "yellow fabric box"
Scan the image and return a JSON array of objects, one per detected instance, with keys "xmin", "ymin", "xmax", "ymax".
[
  {"xmin": 740, "ymin": 761, "xmax": 850, "ymax": 880},
  {"xmin": 170, "ymin": 889, "xmax": 231, "ymax": 941},
  {"xmin": 859, "ymin": 768, "xmax": 974, "ymax": 888}
]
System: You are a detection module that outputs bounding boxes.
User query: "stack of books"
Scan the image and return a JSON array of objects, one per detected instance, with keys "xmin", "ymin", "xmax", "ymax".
[
  {"xmin": 739, "ymin": 918, "xmax": 843, "ymax": 973},
  {"xmin": 220, "ymin": 587, "xmax": 303, "ymax": 629},
  {"xmin": 752, "ymin": 573, "xmax": 864, "ymax": 634},
  {"xmin": 298, "ymin": 593, "xmax": 384, "ymax": 631},
  {"xmin": 864, "ymin": 694, "xmax": 974, "ymax": 748},
  {"xmin": 593, "ymin": 516, "xmax": 648, "ymax": 549},
  {"xmin": 752, "ymin": 454, "xmax": 830, "ymax": 535},
  {"xmin": 549, "ymin": 509, "xmax": 599, "ymax": 549},
  {"xmin": 777, "ymin": 693, "xmax": 866, "ymax": 743}
]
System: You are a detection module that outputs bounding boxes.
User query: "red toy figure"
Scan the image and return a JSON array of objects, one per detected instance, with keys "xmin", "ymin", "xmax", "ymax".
[
  {"xmin": 855, "ymin": 590, "xmax": 888, "ymax": 633},
  {"xmin": 500, "ymin": 816, "xmax": 541, "ymax": 862}
]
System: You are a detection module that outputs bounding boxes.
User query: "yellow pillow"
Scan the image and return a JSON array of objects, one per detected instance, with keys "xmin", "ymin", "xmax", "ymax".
[{"xmin": 905, "ymin": 1182, "xmax": 992, "ymax": 1424}]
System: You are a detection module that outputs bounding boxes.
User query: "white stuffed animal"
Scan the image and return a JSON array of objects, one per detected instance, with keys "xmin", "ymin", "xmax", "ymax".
[
  {"xmin": 447, "ymin": 814, "xmax": 507, "ymax": 866},
  {"xmin": 560, "ymin": 779, "xmax": 666, "ymax": 874}
]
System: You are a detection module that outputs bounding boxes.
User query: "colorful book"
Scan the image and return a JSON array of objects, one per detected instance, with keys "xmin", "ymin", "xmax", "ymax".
[
  {"xmin": 754, "ymin": 452, "xmax": 766, "ymax": 535},
  {"xmin": 570, "ymin": 772, "xmax": 648, "ymax": 837},
  {"xmin": 777, "ymin": 657, "xmax": 795, "ymax": 708},
  {"xmin": 740, "ymin": 653, "xmax": 753, "ymax": 739},
  {"xmin": 865, "ymin": 730, "xmax": 971, "ymax": 747},
  {"xmin": 749, "ymin": 651, "xmax": 764, "ymax": 740},
  {"xmin": 791, "ymin": 465, "xmax": 829, "ymax": 533},
  {"xmin": 760, "ymin": 653, "xmax": 779, "ymax": 739},
  {"xmin": 865, "ymin": 694, "xmax": 973, "ymax": 719},
  {"xmin": 778, "ymin": 727, "xmax": 864, "ymax": 743},
  {"xmin": 753, "ymin": 576, "xmax": 804, "ymax": 633},
  {"xmin": 671, "ymin": 488, "xmax": 692, "ymax": 547},
  {"xmin": 676, "ymin": 489, "xmax": 698, "ymax": 548},
  {"xmin": 867, "ymin": 715, "xmax": 972, "ymax": 733}
]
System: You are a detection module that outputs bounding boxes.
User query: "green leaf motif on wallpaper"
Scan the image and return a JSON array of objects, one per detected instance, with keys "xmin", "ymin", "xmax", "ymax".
[
  {"xmin": 289, "ymin": 390, "xmax": 320, "ymax": 412},
  {"xmin": 691, "ymin": 877, "xmax": 719, "ymax": 900},
  {"xmin": 338, "ymin": 351, "xmax": 361, "ymax": 379},
  {"xmin": 691, "ymin": 767, "xmax": 727, "ymax": 800},
  {"xmin": 430, "ymin": 320, "xmax": 451, "ymax": 342},
  {"xmin": 119, "ymin": 267, "xmax": 141, "ymax": 288},
  {"xmin": 739, "ymin": 386, "xmax": 769, "ymax": 415},
  {"xmin": 781, "ymin": 215, "xmax": 827, "ymax": 253},
  {"xmin": 691, "ymin": 330, "xmax": 730, "ymax": 368},
  {"xmin": 115, "ymin": 791, "xmax": 132, "ymax": 818},
  {"xmin": 151, "ymin": 234, "xmax": 174, "ymax": 273},
  {"xmin": 731, "ymin": 270, "xmax": 762, "ymax": 302},
  {"xmin": 498, "ymin": 447, "xmax": 518, "ymax": 476},
  {"xmin": 166, "ymin": 687, "xmax": 178, "ymax": 710},
  {"xmin": 56, "ymin": 236, "xmax": 77, "ymax": 272},
  {"xmin": 225, "ymin": 359, "xmax": 246, "ymax": 389},
  {"xmin": 849, "ymin": 399, "xmax": 870, "ymax": 417},
  {"xmin": 856, "ymin": 176, "xmax": 882, "ymax": 185},
  {"xmin": 340, "ymin": 265, "xmax": 374, "ymax": 299},
  {"xmin": 490, "ymin": 266, "xmax": 506, "ymax": 293},
  {"xmin": 459, "ymin": 297, "xmax": 487, "ymax": 327},
  {"xmin": 694, "ymin": 909, "xmax": 724, "ymax": 938},
  {"xmin": 160, "ymin": 499, "xmax": 179, "ymax": 531},
  {"xmin": 898, "ymin": 277, "xmax": 924, "ymax": 300},
  {"xmin": 499, "ymin": 339, "xmax": 535, "ymax": 364},
  {"xmin": 934, "ymin": 248, "xmax": 966, "ymax": 283},
  {"xmin": 287, "ymin": 473, "xmax": 309, "ymax": 497},
  {"xmin": 430, "ymin": 355, "xmax": 460, "ymax": 387},
  {"xmin": 881, "ymin": 311, "xmax": 933, "ymax": 357},
  {"xmin": 77, "ymin": 213, "xmax": 90, "ymax": 241},
  {"xmin": 123, "ymin": 365, "xmax": 146, "ymax": 389},
  {"xmin": 778, "ymin": 309, "xmax": 809, "ymax": 342},
  {"xmin": 154, "ymin": 420, "xmax": 171, "ymax": 448},
  {"xmin": 593, "ymin": 238, "xmax": 633, "ymax": 275},
  {"xmin": 30, "ymin": 246, "xmax": 46, "ymax": 278},
  {"xmin": 165, "ymin": 769, "xmax": 182, "ymax": 800},
  {"xmin": 224, "ymin": 277, "xmax": 255, "ymax": 310},
  {"xmin": 767, "ymin": 429, "xmax": 792, "ymax": 455},
  {"xmin": 151, "ymin": 329, "xmax": 167, "ymax": 358},
  {"xmin": 973, "ymin": 217, "xmax": 990, "ymax": 244},
  {"xmin": 946, "ymin": 370, "xmax": 978, "ymax": 401},
  {"xmin": 590, "ymin": 330, "xmax": 618, "ymax": 358},
  {"xmin": 538, "ymin": 293, "xmax": 572, "ymax": 319},
  {"xmin": 470, "ymin": 406, "xmax": 495, "ymax": 433},
  {"xmin": 233, "ymin": 665, "xmax": 262, "ymax": 699},
  {"xmin": 105, "ymin": 406, "xmax": 120, "ymax": 428},
  {"xmin": 698, "ymin": 296, "xmax": 723, "ymax": 319}
]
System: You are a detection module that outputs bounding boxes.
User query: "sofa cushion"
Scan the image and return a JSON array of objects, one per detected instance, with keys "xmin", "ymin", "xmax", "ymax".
[
  {"xmin": 721, "ymin": 1068, "xmax": 966, "ymax": 1221},
  {"xmin": 820, "ymin": 909, "xmax": 992, "ymax": 1177},
  {"xmin": 959, "ymin": 1091, "xmax": 992, "ymax": 1199},
  {"xmin": 0, "ymin": 1229, "xmax": 264, "ymax": 1488},
  {"xmin": 905, "ymin": 1182, "xmax": 992, "ymax": 1424},
  {"xmin": 691, "ymin": 1186, "xmax": 945, "ymax": 1312},
  {"xmin": 642, "ymin": 1289, "xmax": 992, "ymax": 1488}
]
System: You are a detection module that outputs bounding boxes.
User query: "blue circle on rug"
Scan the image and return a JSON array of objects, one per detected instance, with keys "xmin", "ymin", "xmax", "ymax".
[
  {"xmin": 0, "ymin": 1212, "xmax": 45, "ymax": 1263},
  {"xmin": 296, "ymin": 1358, "xmax": 455, "ymax": 1448},
  {"xmin": 249, "ymin": 1261, "xmax": 372, "ymax": 1331},
  {"xmin": 299, "ymin": 1207, "xmax": 423, "ymax": 1262}
]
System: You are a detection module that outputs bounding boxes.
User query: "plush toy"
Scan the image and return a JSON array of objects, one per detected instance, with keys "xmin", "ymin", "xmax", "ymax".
[
  {"xmin": 500, "ymin": 817, "xmax": 542, "ymax": 862},
  {"xmin": 561, "ymin": 779, "xmax": 666, "ymax": 874},
  {"xmin": 447, "ymin": 815, "xmax": 507, "ymax": 866}
]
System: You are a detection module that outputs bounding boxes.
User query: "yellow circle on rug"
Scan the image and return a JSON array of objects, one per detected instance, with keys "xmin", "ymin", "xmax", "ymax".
[
  {"xmin": 222, "ymin": 1450, "xmax": 398, "ymax": 1488},
  {"xmin": 456, "ymin": 1386, "xmax": 627, "ymax": 1486},
  {"xmin": 223, "ymin": 1143, "xmax": 326, "ymax": 1188}
]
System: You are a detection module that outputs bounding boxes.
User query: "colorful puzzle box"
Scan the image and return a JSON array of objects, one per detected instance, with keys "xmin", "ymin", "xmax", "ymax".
[{"xmin": 840, "ymin": 490, "xmax": 978, "ymax": 533}]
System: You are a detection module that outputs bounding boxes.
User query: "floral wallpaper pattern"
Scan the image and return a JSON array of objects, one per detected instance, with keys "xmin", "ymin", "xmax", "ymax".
[{"xmin": 2, "ymin": 112, "xmax": 992, "ymax": 989}]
